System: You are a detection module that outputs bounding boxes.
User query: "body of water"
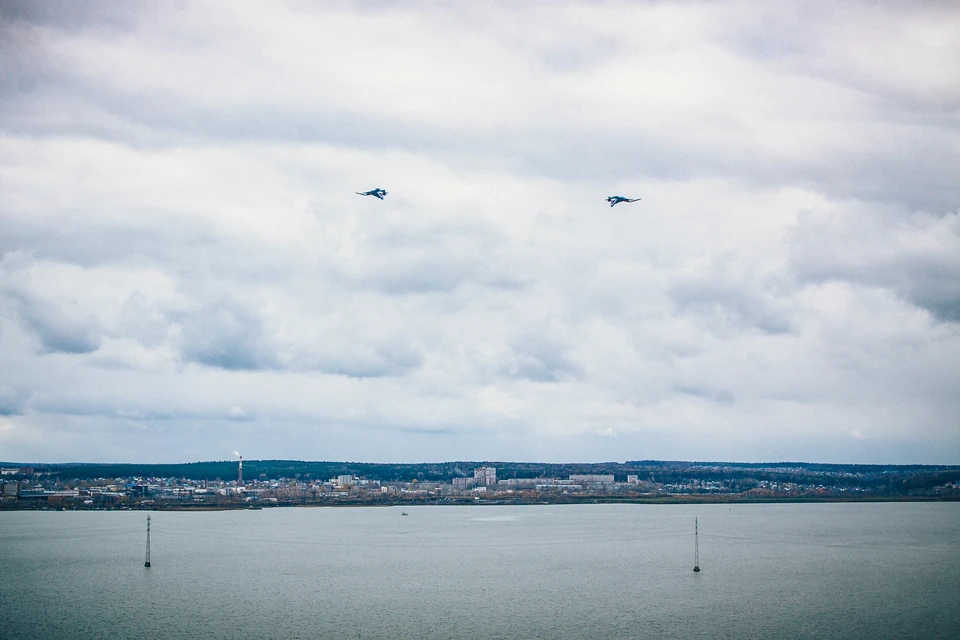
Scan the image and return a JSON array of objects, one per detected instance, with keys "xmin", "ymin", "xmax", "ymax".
[{"xmin": 1, "ymin": 502, "xmax": 958, "ymax": 639}]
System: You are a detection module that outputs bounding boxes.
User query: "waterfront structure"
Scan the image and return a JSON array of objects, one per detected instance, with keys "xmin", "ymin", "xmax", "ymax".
[
  {"xmin": 144, "ymin": 516, "xmax": 151, "ymax": 568},
  {"xmin": 693, "ymin": 517, "xmax": 700, "ymax": 572}
]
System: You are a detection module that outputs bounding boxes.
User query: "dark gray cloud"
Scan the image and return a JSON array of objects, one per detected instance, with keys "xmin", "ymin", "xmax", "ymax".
[
  {"xmin": 23, "ymin": 307, "xmax": 101, "ymax": 353},
  {"xmin": 0, "ymin": 0, "xmax": 152, "ymax": 32},
  {"xmin": 675, "ymin": 386, "xmax": 736, "ymax": 405},
  {"xmin": 292, "ymin": 343, "xmax": 423, "ymax": 379},
  {"xmin": 501, "ymin": 327, "xmax": 582, "ymax": 383},
  {"xmin": 172, "ymin": 298, "xmax": 279, "ymax": 371},
  {"xmin": 2, "ymin": 287, "xmax": 102, "ymax": 354},
  {"xmin": 168, "ymin": 293, "xmax": 425, "ymax": 378},
  {"xmin": 0, "ymin": 385, "xmax": 30, "ymax": 415},
  {"xmin": 668, "ymin": 273, "xmax": 794, "ymax": 336},
  {"xmin": 790, "ymin": 210, "xmax": 960, "ymax": 323}
]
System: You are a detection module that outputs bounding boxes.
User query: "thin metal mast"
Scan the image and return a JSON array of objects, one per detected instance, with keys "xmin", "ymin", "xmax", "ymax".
[
  {"xmin": 693, "ymin": 517, "xmax": 700, "ymax": 572},
  {"xmin": 144, "ymin": 515, "xmax": 151, "ymax": 568}
]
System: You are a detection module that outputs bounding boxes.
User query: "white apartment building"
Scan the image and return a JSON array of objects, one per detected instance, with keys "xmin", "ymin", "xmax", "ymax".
[{"xmin": 474, "ymin": 466, "xmax": 497, "ymax": 486}]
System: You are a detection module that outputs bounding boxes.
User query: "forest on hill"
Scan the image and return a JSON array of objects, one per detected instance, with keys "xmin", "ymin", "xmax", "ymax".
[{"xmin": 5, "ymin": 459, "xmax": 959, "ymax": 495}]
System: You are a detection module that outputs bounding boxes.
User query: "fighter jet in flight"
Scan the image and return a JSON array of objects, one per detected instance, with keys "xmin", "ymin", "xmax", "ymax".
[
  {"xmin": 357, "ymin": 188, "xmax": 388, "ymax": 200},
  {"xmin": 606, "ymin": 195, "xmax": 641, "ymax": 207}
]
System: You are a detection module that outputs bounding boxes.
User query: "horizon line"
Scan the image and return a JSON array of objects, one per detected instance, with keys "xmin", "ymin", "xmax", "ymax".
[{"xmin": 3, "ymin": 459, "xmax": 958, "ymax": 468}]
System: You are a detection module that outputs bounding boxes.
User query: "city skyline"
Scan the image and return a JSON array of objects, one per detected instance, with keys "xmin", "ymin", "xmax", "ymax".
[{"xmin": 1, "ymin": 1, "xmax": 958, "ymax": 465}]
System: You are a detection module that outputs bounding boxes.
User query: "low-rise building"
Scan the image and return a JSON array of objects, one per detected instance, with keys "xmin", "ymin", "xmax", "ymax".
[{"xmin": 569, "ymin": 474, "xmax": 615, "ymax": 484}]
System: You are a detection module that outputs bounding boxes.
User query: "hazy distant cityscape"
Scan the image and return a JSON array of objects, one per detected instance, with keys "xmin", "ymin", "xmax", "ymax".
[{"xmin": 3, "ymin": 459, "xmax": 958, "ymax": 510}]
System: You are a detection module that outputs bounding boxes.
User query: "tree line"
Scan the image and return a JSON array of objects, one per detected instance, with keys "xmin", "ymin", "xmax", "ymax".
[{"xmin": 14, "ymin": 459, "xmax": 959, "ymax": 493}]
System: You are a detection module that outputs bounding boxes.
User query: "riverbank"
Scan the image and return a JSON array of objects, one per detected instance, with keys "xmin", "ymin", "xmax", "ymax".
[{"xmin": 4, "ymin": 493, "xmax": 957, "ymax": 512}]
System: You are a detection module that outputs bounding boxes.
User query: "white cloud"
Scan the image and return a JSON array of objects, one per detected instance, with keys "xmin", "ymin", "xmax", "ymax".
[{"xmin": 1, "ymin": 0, "xmax": 958, "ymax": 464}]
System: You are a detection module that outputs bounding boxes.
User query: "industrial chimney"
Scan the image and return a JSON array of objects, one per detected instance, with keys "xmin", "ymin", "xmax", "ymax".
[{"xmin": 235, "ymin": 450, "xmax": 243, "ymax": 488}]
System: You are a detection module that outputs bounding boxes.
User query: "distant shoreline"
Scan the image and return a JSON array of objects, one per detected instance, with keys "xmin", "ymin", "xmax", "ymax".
[
  {"xmin": 5, "ymin": 459, "xmax": 957, "ymax": 509},
  {"xmin": 4, "ymin": 494, "xmax": 958, "ymax": 512}
]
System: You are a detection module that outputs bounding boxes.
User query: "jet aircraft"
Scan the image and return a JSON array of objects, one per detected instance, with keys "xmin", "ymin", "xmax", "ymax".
[
  {"xmin": 357, "ymin": 188, "xmax": 388, "ymax": 200},
  {"xmin": 606, "ymin": 195, "xmax": 641, "ymax": 207}
]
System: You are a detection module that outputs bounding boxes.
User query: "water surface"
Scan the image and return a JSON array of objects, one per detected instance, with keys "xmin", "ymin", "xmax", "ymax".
[{"xmin": 1, "ymin": 503, "xmax": 957, "ymax": 639}]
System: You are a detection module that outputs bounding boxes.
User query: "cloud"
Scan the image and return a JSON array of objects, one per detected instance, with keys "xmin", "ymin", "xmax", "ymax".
[
  {"xmin": 0, "ymin": 1, "xmax": 958, "ymax": 464},
  {"xmin": 15, "ymin": 297, "xmax": 102, "ymax": 354},
  {"xmin": 227, "ymin": 406, "xmax": 252, "ymax": 421},
  {"xmin": 675, "ymin": 386, "xmax": 736, "ymax": 406},
  {"xmin": 3, "ymin": 2, "xmax": 954, "ymax": 211},
  {"xmin": 291, "ymin": 340, "xmax": 424, "ymax": 379},
  {"xmin": 0, "ymin": 0, "xmax": 148, "ymax": 33},
  {"xmin": 172, "ymin": 297, "xmax": 279, "ymax": 371},
  {"xmin": 668, "ymin": 272, "xmax": 795, "ymax": 336},
  {"xmin": 790, "ymin": 208, "xmax": 960, "ymax": 323},
  {"xmin": 0, "ymin": 258, "xmax": 103, "ymax": 354},
  {"xmin": 500, "ymin": 325, "xmax": 583, "ymax": 383},
  {"xmin": 0, "ymin": 386, "xmax": 30, "ymax": 415}
]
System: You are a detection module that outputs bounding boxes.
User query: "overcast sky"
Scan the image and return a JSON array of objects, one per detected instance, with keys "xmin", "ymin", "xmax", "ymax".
[{"xmin": 1, "ymin": 1, "xmax": 958, "ymax": 465}]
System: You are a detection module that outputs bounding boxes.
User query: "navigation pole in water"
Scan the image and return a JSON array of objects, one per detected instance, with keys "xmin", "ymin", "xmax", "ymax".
[
  {"xmin": 144, "ymin": 515, "xmax": 151, "ymax": 568},
  {"xmin": 693, "ymin": 517, "xmax": 700, "ymax": 572}
]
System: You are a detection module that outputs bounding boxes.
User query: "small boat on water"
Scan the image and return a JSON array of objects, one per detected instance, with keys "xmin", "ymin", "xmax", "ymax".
[{"xmin": 401, "ymin": 512, "xmax": 409, "ymax": 516}]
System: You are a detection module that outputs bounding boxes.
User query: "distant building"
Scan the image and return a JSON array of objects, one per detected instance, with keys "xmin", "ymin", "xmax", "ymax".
[
  {"xmin": 569, "ymin": 474, "xmax": 615, "ymax": 484},
  {"xmin": 497, "ymin": 478, "xmax": 537, "ymax": 488},
  {"xmin": 474, "ymin": 466, "xmax": 496, "ymax": 486},
  {"xmin": 453, "ymin": 477, "xmax": 477, "ymax": 489},
  {"xmin": 1, "ymin": 481, "xmax": 21, "ymax": 497},
  {"xmin": 336, "ymin": 475, "xmax": 356, "ymax": 487},
  {"xmin": 627, "ymin": 475, "xmax": 639, "ymax": 484}
]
